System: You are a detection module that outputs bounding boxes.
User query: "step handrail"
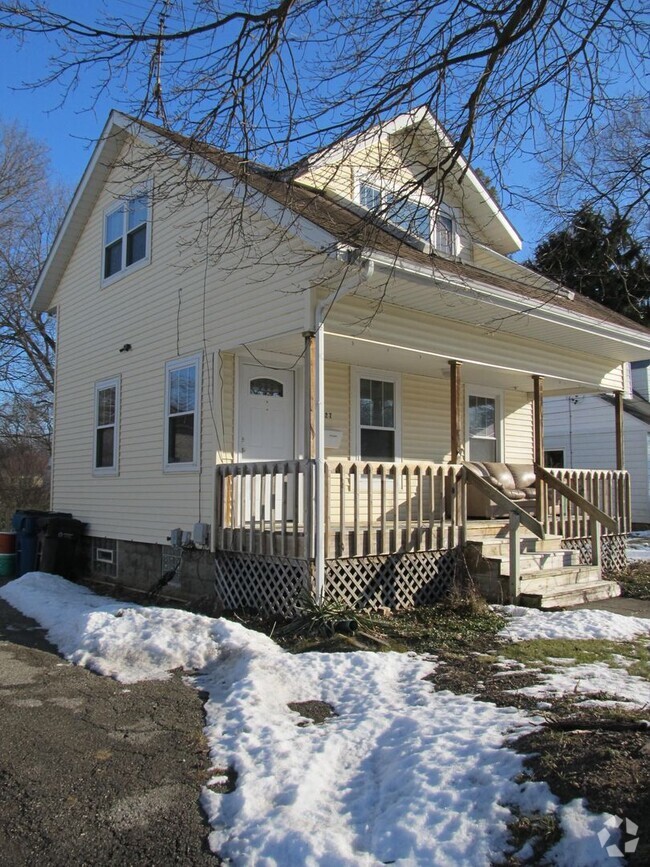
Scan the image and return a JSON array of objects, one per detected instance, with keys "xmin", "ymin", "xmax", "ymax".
[
  {"xmin": 462, "ymin": 465, "xmax": 546, "ymax": 604},
  {"xmin": 536, "ymin": 467, "xmax": 619, "ymax": 533},
  {"xmin": 463, "ymin": 466, "xmax": 545, "ymax": 539}
]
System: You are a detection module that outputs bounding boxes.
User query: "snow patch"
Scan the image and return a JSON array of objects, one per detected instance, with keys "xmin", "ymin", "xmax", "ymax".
[{"xmin": 497, "ymin": 605, "xmax": 650, "ymax": 642}]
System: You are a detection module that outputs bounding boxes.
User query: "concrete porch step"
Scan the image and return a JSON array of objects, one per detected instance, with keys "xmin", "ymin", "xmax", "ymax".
[
  {"xmin": 493, "ymin": 549, "xmax": 581, "ymax": 576},
  {"xmin": 519, "ymin": 579, "xmax": 621, "ymax": 609},
  {"xmin": 465, "ymin": 520, "xmax": 552, "ymax": 541},
  {"xmin": 519, "ymin": 565, "xmax": 602, "ymax": 593}
]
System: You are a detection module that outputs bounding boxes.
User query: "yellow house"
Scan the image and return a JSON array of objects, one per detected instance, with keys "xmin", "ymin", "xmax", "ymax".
[{"xmin": 32, "ymin": 109, "xmax": 650, "ymax": 612}]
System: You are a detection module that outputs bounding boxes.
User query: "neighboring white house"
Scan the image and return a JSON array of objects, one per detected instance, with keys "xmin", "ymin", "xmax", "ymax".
[
  {"xmin": 545, "ymin": 361, "xmax": 650, "ymax": 526},
  {"xmin": 31, "ymin": 109, "xmax": 650, "ymax": 611}
]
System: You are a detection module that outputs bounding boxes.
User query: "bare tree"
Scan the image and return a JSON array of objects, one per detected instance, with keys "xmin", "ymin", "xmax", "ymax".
[
  {"xmin": 0, "ymin": 121, "xmax": 63, "ymax": 445},
  {"xmin": 0, "ymin": 0, "xmax": 647, "ymax": 209},
  {"xmin": 537, "ymin": 99, "xmax": 650, "ymax": 247}
]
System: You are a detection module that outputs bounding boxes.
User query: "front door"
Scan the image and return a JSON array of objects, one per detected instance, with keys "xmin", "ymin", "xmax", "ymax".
[
  {"xmin": 237, "ymin": 363, "xmax": 296, "ymax": 527},
  {"xmin": 238, "ymin": 363, "xmax": 295, "ymax": 461}
]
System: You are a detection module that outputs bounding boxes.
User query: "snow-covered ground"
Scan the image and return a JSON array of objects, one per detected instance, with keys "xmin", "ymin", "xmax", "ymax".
[
  {"xmin": 0, "ymin": 573, "xmax": 640, "ymax": 866},
  {"xmin": 497, "ymin": 604, "xmax": 650, "ymax": 642},
  {"xmin": 626, "ymin": 530, "xmax": 650, "ymax": 561}
]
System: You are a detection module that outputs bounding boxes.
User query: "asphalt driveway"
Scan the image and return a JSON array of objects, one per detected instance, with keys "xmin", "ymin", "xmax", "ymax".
[{"xmin": 0, "ymin": 589, "xmax": 217, "ymax": 866}]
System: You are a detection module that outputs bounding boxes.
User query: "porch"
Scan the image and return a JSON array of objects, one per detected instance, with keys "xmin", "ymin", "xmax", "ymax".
[{"xmin": 213, "ymin": 459, "xmax": 630, "ymax": 613}]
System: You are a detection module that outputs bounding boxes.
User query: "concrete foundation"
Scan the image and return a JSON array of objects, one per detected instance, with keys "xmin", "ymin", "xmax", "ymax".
[{"xmin": 78, "ymin": 536, "xmax": 217, "ymax": 604}]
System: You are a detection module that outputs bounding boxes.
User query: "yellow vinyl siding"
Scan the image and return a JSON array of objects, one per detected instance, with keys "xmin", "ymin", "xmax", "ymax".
[
  {"xmin": 402, "ymin": 374, "xmax": 451, "ymax": 462},
  {"xmin": 50, "ymin": 139, "xmax": 315, "ymax": 544},
  {"xmin": 296, "ymin": 137, "xmax": 475, "ymax": 262},
  {"xmin": 324, "ymin": 362, "xmax": 350, "ymax": 455},
  {"xmin": 504, "ymin": 392, "xmax": 534, "ymax": 462}
]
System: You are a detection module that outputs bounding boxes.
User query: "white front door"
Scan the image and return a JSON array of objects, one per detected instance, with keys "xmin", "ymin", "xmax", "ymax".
[{"xmin": 238, "ymin": 363, "xmax": 295, "ymax": 461}]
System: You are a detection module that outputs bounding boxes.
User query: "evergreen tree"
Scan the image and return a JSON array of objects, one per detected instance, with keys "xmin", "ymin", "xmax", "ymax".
[{"xmin": 527, "ymin": 206, "xmax": 650, "ymax": 325}]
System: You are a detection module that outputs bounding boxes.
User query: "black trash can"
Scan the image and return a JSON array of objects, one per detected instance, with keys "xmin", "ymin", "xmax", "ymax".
[
  {"xmin": 38, "ymin": 516, "xmax": 85, "ymax": 579},
  {"xmin": 11, "ymin": 510, "xmax": 72, "ymax": 577}
]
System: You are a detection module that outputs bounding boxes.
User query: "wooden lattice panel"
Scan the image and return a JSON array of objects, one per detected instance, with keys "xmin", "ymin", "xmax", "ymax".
[
  {"xmin": 562, "ymin": 534, "xmax": 628, "ymax": 574},
  {"xmin": 325, "ymin": 549, "xmax": 459, "ymax": 610},
  {"xmin": 215, "ymin": 552, "xmax": 310, "ymax": 616}
]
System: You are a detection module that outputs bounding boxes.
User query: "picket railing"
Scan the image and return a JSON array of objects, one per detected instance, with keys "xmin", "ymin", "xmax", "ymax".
[
  {"xmin": 323, "ymin": 461, "xmax": 464, "ymax": 558},
  {"xmin": 214, "ymin": 460, "xmax": 314, "ymax": 558},
  {"xmin": 542, "ymin": 467, "xmax": 630, "ymax": 538}
]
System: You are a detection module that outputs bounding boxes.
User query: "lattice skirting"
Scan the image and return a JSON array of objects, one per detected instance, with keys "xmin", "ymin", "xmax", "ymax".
[
  {"xmin": 325, "ymin": 549, "xmax": 460, "ymax": 611},
  {"xmin": 562, "ymin": 534, "xmax": 628, "ymax": 574},
  {"xmin": 215, "ymin": 551, "xmax": 311, "ymax": 617}
]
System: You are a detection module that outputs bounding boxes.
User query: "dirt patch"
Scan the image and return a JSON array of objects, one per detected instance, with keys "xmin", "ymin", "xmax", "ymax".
[
  {"xmin": 513, "ymin": 725, "xmax": 650, "ymax": 866},
  {"xmin": 288, "ymin": 700, "xmax": 336, "ymax": 725}
]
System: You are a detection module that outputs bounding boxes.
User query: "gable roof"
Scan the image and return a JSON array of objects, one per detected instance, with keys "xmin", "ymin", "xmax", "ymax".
[
  {"xmin": 31, "ymin": 111, "xmax": 650, "ymax": 353},
  {"xmin": 284, "ymin": 107, "xmax": 523, "ymax": 256}
]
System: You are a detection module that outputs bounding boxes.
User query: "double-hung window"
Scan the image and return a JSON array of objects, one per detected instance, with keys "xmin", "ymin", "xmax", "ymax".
[
  {"xmin": 358, "ymin": 179, "xmax": 456, "ymax": 254},
  {"xmin": 358, "ymin": 374, "xmax": 399, "ymax": 461},
  {"xmin": 467, "ymin": 393, "xmax": 500, "ymax": 462},
  {"xmin": 103, "ymin": 187, "xmax": 151, "ymax": 281},
  {"xmin": 94, "ymin": 377, "xmax": 120, "ymax": 474},
  {"xmin": 164, "ymin": 354, "xmax": 201, "ymax": 470}
]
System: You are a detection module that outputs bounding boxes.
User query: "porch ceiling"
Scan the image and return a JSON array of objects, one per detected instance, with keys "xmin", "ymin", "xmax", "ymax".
[
  {"xmin": 243, "ymin": 330, "xmax": 607, "ymax": 394},
  {"xmin": 353, "ymin": 263, "xmax": 650, "ymax": 363}
]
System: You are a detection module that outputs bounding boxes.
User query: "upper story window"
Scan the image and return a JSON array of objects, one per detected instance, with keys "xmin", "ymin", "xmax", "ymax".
[
  {"xmin": 164, "ymin": 354, "xmax": 201, "ymax": 471},
  {"xmin": 93, "ymin": 377, "xmax": 120, "ymax": 475},
  {"xmin": 103, "ymin": 187, "xmax": 151, "ymax": 282},
  {"xmin": 358, "ymin": 179, "xmax": 456, "ymax": 254}
]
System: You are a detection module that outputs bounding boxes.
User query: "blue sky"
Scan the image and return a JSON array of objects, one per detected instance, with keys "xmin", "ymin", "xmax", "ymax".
[{"xmin": 0, "ymin": 2, "xmax": 556, "ymax": 260}]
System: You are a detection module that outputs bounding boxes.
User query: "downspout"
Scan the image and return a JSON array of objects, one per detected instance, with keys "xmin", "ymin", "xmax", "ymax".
[{"xmin": 314, "ymin": 255, "xmax": 375, "ymax": 601}]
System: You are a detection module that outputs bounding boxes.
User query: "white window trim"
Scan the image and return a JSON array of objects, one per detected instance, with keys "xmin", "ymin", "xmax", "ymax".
[
  {"xmin": 164, "ymin": 353, "xmax": 202, "ymax": 472},
  {"xmin": 351, "ymin": 367, "xmax": 402, "ymax": 462},
  {"xmin": 93, "ymin": 376, "xmax": 121, "ymax": 476},
  {"xmin": 95, "ymin": 547, "xmax": 115, "ymax": 564},
  {"xmin": 465, "ymin": 386, "xmax": 505, "ymax": 463},
  {"xmin": 354, "ymin": 170, "xmax": 458, "ymax": 256},
  {"xmin": 101, "ymin": 180, "xmax": 153, "ymax": 288}
]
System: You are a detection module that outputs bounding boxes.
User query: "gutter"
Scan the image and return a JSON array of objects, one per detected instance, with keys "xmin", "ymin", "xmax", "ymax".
[{"xmin": 313, "ymin": 254, "xmax": 375, "ymax": 602}]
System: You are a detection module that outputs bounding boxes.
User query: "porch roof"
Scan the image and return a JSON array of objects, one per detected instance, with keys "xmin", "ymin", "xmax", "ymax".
[{"xmin": 345, "ymin": 252, "xmax": 650, "ymax": 364}]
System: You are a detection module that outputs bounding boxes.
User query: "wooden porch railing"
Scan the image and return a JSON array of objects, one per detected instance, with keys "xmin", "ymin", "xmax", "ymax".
[
  {"xmin": 324, "ymin": 461, "xmax": 464, "ymax": 558},
  {"xmin": 540, "ymin": 467, "xmax": 630, "ymax": 538},
  {"xmin": 214, "ymin": 461, "xmax": 630, "ymax": 574},
  {"xmin": 214, "ymin": 460, "xmax": 314, "ymax": 558}
]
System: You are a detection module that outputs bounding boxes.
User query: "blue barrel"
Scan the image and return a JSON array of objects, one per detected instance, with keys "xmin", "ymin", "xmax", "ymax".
[{"xmin": 11, "ymin": 510, "xmax": 72, "ymax": 576}]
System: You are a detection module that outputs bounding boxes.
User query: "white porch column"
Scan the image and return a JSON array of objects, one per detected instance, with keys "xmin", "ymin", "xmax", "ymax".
[{"xmin": 314, "ymin": 320, "xmax": 326, "ymax": 601}]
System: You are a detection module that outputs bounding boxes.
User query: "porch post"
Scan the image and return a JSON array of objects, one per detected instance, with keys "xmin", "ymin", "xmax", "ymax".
[
  {"xmin": 314, "ymin": 320, "xmax": 326, "ymax": 602},
  {"xmin": 449, "ymin": 360, "xmax": 463, "ymax": 463},
  {"xmin": 303, "ymin": 332, "xmax": 316, "ymax": 565},
  {"xmin": 615, "ymin": 390, "xmax": 625, "ymax": 470},
  {"xmin": 303, "ymin": 332, "xmax": 316, "ymax": 461},
  {"xmin": 532, "ymin": 375, "xmax": 546, "ymax": 524}
]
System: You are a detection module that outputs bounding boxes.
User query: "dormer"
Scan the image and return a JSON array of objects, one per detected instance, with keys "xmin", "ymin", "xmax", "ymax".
[{"xmin": 290, "ymin": 108, "xmax": 522, "ymax": 260}]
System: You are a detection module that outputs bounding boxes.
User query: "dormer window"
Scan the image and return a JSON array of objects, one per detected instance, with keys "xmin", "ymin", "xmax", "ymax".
[
  {"xmin": 358, "ymin": 179, "xmax": 455, "ymax": 254},
  {"xmin": 103, "ymin": 187, "xmax": 151, "ymax": 282},
  {"xmin": 435, "ymin": 211, "xmax": 454, "ymax": 255}
]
